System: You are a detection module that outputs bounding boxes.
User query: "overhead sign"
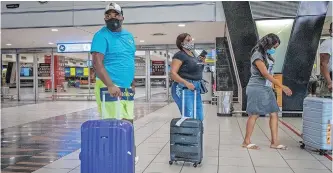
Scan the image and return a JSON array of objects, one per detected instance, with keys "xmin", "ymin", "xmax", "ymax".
[
  {"xmin": 6, "ymin": 4, "xmax": 20, "ymax": 9},
  {"xmin": 57, "ymin": 43, "xmax": 91, "ymax": 53}
]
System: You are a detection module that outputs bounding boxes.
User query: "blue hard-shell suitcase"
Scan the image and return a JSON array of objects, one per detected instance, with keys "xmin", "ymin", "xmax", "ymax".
[
  {"xmin": 80, "ymin": 90, "xmax": 135, "ymax": 173},
  {"xmin": 301, "ymin": 97, "xmax": 332, "ymax": 155}
]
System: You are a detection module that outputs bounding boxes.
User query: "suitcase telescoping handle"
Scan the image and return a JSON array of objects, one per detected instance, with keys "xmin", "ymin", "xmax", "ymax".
[
  {"xmin": 101, "ymin": 90, "xmax": 121, "ymax": 120},
  {"xmin": 182, "ymin": 87, "xmax": 197, "ymax": 119}
]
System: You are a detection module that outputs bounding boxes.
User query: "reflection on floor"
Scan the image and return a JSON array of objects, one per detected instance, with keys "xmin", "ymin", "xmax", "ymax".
[
  {"xmin": 1, "ymin": 96, "xmax": 332, "ymax": 173},
  {"xmin": 3, "ymin": 87, "xmax": 167, "ymax": 101},
  {"xmin": 1, "ymin": 101, "xmax": 46, "ymax": 109},
  {"xmin": 1, "ymin": 101, "xmax": 168, "ymax": 173},
  {"xmin": 32, "ymin": 104, "xmax": 332, "ymax": 173}
]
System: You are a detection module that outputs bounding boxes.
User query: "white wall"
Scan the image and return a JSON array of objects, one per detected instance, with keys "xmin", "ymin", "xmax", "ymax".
[
  {"xmin": 2, "ymin": 2, "xmax": 222, "ymax": 29},
  {"xmin": 1, "ymin": 54, "xmax": 44, "ymax": 63}
]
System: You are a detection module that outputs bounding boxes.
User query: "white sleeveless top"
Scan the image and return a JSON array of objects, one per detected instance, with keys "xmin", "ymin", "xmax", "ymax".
[{"xmin": 319, "ymin": 37, "xmax": 332, "ymax": 72}]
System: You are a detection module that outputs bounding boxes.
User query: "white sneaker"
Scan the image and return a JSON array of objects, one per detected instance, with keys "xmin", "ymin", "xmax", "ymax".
[{"xmin": 135, "ymin": 156, "xmax": 139, "ymax": 164}]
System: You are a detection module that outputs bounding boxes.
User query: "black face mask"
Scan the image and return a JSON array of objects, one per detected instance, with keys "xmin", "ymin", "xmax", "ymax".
[{"xmin": 105, "ymin": 18, "xmax": 121, "ymax": 31}]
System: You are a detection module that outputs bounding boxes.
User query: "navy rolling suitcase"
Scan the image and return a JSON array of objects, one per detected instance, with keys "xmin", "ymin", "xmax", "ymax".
[
  {"xmin": 80, "ymin": 90, "xmax": 135, "ymax": 173},
  {"xmin": 300, "ymin": 97, "xmax": 332, "ymax": 155},
  {"xmin": 169, "ymin": 88, "xmax": 203, "ymax": 168}
]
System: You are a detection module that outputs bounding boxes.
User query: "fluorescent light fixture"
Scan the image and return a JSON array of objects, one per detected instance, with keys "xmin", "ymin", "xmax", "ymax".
[
  {"xmin": 178, "ymin": 24, "xmax": 186, "ymax": 27},
  {"xmin": 139, "ymin": 40, "xmax": 145, "ymax": 43},
  {"xmin": 6, "ymin": 44, "xmax": 12, "ymax": 46},
  {"xmin": 48, "ymin": 42, "xmax": 54, "ymax": 45},
  {"xmin": 51, "ymin": 28, "xmax": 58, "ymax": 32}
]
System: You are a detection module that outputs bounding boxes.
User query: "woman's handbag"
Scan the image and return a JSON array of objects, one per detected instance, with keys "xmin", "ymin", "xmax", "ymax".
[{"xmin": 199, "ymin": 80, "xmax": 208, "ymax": 94}]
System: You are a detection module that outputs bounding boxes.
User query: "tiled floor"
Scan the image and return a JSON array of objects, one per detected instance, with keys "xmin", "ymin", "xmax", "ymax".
[
  {"xmin": 1, "ymin": 102, "xmax": 168, "ymax": 172},
  {"xmin": 1, "ymin": 87, "xmax": 166, "ymax": 102},
  {"xmin": 1, "ymin": 93, "xmax": 332, "ymax": 173},
  {"xmin": 1, "ymin": 100, "xmax": 45, "ymax": 109}
]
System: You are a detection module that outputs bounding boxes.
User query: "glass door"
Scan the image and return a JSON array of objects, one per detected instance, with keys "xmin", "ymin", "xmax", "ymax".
[
  {"xmin": 1, "ymin": 53, "xmax": 19, "ymax": 104},
  {"xmin": 149, "ymin": 50, "xmax": 169, "ymax": 102},
  {"xmin": 36, "ymin": 53, "xmax": 54, "ymax": 101},
  {"xmin": 53, "ymin": 53, "xmax": 90, "ymax": 101},
  {"xmin": 134, "ymin": 50, "xmax": 147, "ymax": 101},
  {"xmin": 18, "ymin": 53, "xmax": 36, "ymax": 101}
]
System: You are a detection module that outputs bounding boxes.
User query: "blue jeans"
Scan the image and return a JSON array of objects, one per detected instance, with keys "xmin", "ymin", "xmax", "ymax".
[{"xmin": 171, "ymin": 80, "xmax": 204, "ymax": 121}]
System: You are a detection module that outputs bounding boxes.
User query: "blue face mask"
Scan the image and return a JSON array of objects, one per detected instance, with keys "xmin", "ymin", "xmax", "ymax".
[{"xmin": 267, "ymin": 48, "xmax": 276, "ymax": 55}]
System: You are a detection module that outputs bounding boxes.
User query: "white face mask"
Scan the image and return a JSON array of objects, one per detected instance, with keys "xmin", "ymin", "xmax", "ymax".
[{"xmin": 182, "ymin": 42, "xmax": 194, "ymax": 51}]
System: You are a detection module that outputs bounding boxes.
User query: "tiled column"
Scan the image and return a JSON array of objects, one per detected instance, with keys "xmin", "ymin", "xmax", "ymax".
[
  {"xmin": 215, "ymin": 37, "xmax": 235, "ymax": 93},
  {"xmin": 282, "ymin": 1, "xmax": 329, "ymax": 117},
  {"xmin": 222, "ymin": 2, "xmax": 258, "ymax": 116}
]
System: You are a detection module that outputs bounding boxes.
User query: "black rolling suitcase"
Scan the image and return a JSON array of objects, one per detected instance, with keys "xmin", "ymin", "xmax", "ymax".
[{"xmin": 169, "ymin": 88, "xmax": 203, "ymax": 168}]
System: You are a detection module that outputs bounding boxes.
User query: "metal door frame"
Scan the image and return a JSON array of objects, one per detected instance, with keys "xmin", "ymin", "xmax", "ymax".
[
  {"xmin": 17, "ymin": 53, "xmax": 36, "ymax": 101},
  {"xmin": 2, "ymin": 43, "xmax": 215, "ymax": 102}
]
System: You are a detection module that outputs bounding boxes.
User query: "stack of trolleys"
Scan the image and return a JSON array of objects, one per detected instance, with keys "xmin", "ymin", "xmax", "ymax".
[{"xmin": 300, "ymin": 97, "xmax": 332, "ymax": 155}]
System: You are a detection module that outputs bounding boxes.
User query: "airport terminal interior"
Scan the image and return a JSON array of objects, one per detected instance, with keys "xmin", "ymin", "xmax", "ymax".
[{"xmin": 1, "ymin": 1, "xmax": 333, "ymax": 173}]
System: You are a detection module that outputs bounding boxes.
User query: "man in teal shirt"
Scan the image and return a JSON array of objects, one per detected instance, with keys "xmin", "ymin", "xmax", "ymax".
[{"xmin": 90, "ymin": 2, "xmax": 138, "ymax": 163}]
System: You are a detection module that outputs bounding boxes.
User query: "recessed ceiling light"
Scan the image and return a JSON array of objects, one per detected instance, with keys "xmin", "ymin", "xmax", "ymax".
[
  {"xmin": 51, "ymin": 29, "xmax": 58, "ymax": 32},
  {"xmin": 48, "ymin": 42, "xmax": 54, "ymax": 45},
  {"xmin": 192, "ymin": 38, "xmax": 195, "ymax": 41},
  {"xmin": 178, "ymin": 24, "xmax": 186, "ymax": 27},
  {"xmin": 139, "ymin": 40, "xmax": 145, "ymax": 43},
  {"xmin": 6, "ymin": 44, "xmax": 12, "ymax": 46}
]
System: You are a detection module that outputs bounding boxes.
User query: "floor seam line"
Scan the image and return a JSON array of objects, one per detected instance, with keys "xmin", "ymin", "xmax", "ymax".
[
  {"xmin": 1, "ymin": 93, "xmax": 165, "ymax": 129},
  {"xmin": 279, "ymin": 119, "xmax": 333, "ymax": 170},
  {"xmin": 141, "ymin": 140, "xmax": 170, "ymax": 173},
  {"xmin": 255, "ymin": 118, "xmax": 295, "ymax": 173},
  {"xmin": 137, "ymin": 121, "xmax": 169, "ymax": 147},
  {"xmin": 236, "ymin": 117, "xmax": 257, "ymax": 173}
]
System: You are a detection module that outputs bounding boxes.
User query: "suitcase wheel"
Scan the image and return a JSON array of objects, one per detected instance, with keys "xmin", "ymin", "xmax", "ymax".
[
  {"xmin": 169, "ymin": 161, "xmax": 173, "ymax": 165},
  {"xmin": 193, "ymin": 163, "xmax": 198, "ymax": 168},
  {"xmin": 319, "ymin": 149, "xmax": 325, "ymax": 156},
  {"xmin": 300, "ymin": 143, "xmax": 305, "ymax": 149}
]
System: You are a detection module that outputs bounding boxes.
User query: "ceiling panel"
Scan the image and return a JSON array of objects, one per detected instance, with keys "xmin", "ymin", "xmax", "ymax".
[
  {"xmin": 1, "ymin": 22, "xmax": 225, "ymax": 49},
  {"xmin": 250, "ymin": 1, "xmax": 299, "ymax": 19},
  {"xmin": 1, "ymin": 27, "xmax": 93, "ymax": 48}
]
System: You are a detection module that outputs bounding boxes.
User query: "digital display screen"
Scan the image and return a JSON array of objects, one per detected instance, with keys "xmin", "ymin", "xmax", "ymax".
[
  {"xmin": 20, "ymin": 68, "xmax": 31, "ymax": 77},
  {"xmin": 65, "ymin": 67, "xmax": 70, "ymax": 77},
  {"xmin": 76, "ymin": 67, "xmax": 83, "ymax": 77}
]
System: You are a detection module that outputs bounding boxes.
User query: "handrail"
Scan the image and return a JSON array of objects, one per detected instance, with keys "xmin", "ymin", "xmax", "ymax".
[{"xmin": 225, "ymin": 24, "xmax": 242, "ymax": 104}]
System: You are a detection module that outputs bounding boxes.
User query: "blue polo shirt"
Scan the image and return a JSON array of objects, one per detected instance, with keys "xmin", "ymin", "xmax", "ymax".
[{"xmin": 91, "ymin": 27, "xmax": 136, "ymax": 88}]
